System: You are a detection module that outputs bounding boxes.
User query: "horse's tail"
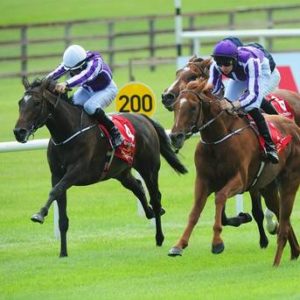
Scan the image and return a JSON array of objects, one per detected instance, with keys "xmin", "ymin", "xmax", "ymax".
[{"xmin": 146, "ymin": 116, "xmax": 188, "ymax": 174}]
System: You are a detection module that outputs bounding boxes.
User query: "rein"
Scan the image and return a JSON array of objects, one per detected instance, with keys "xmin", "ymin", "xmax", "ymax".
[
  {"xmin": 51, "ymin": 124, "xmax": 96, "ymax": 146},
  {"xmin": 30, "ymin": 87, "xmax": 97, "ymax": 146}
]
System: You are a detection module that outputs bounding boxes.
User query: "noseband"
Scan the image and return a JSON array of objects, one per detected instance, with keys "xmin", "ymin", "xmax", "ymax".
[
  {"xmin": 177, "ymin": 89, "xmax": 250, "ymax": 145},
  {"xmin": 26, "ymin": 88, "xmax": 61, "ymax": 136},
  {"xmin": 177, "ymin": 89, "xmax": 224, "ymax": 135}
]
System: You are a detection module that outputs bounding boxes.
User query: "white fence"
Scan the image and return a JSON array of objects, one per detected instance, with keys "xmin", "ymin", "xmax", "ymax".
[{"xmin": 174, "ymin": 0, "xmax": 300, "ymax": 65}]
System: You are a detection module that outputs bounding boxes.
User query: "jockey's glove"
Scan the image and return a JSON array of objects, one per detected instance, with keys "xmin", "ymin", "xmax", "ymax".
[{"xmin": 220, "ymin": 99, "xmax": 241, "ymax": 111}]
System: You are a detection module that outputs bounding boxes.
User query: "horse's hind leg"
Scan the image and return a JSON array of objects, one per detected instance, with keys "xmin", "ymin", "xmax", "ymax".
[
  {"xmin": 118, "ymin": 170, "xmax": 155, "ymax": 219},
  {"xmin": 249, "ymin": 190, "xmax": 268, "ymax": 248},
  {"xmin": 138, "ymin": 167, "xmax": 164, "ymax": 246}
]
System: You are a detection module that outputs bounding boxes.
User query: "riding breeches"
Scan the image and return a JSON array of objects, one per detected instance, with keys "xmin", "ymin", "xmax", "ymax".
[{"xmin": 72, "ymin": 80, "xmax": 118, "ymax": 115}]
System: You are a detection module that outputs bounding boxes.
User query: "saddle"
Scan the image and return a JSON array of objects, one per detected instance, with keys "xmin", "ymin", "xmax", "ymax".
[
  {"xmin": 98, "ymin": 114, "xmax": 136, "ymax": 165},
  {"xmin": 266, "ymin": 94, "xmax": 295, "ymax": 121}
]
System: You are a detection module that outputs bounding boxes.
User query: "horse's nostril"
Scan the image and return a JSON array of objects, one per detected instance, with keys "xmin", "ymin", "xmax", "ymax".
[
  {"xmin": 13, "ymin": 128, "xmax": 28, "ymax": 142},
  {"xmin": 162, "ymin": 93, "xmax": 175, "ymax": 102}
]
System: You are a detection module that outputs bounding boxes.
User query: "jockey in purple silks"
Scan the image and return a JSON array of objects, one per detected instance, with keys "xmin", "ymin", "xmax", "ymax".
[
  {"xmin": 207, "ymin": 39, "xmax": 281, "ymax": 163},
  {"xmin": 47, "ymin": 44, "xmax": 123, "ymax": 149}
]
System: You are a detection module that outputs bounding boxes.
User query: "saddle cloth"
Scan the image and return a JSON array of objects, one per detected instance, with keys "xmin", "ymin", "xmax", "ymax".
[
  {"xmin": 266, "ymin": 94, "xmax": 295, "ymax": 121},
  {"xmin": 257, "ymin": 121, "xmax": 292, "ymax": 154},
  {"xmin": 99, "ymin": 114, "xmax": 136, "ymax": 165}
]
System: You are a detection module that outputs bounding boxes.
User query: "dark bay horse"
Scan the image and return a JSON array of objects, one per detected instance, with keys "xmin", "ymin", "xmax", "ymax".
[
  {"xmin": 13, "ymin": 77, "xmax": 187, "ymax": 257},
  {"xmin": 168, "ymin": 80, "xmax": 300, "ymax": 266},
  {"xmin": 162, "ymin": 56, "xmax": 300, "ymax": 247}
]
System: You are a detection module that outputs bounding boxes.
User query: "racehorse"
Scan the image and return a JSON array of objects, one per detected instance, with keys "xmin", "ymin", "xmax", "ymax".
[
  {"xmin": 167, "ymin": 79, "xmax": 300, "ymax": 266},
  {"xmin": 161, "ymin": 56, "xmax": 300, "ymax": 247},
  {"xmin": 13, "ymin": 77, "xmax": 188, "ymax": 257}
]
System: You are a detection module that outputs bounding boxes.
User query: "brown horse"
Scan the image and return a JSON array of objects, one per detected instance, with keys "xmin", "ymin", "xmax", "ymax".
[
  {"xmin": 167, "ymin": 80, "xmax": 300, "ymax": 266},
  {"xmin": 162, "ymin": 56, "xmax": 300, "ymax": 246},
  {"xmin": 13, "ymin": 77, "xmax": 188, "ymax": 257}
]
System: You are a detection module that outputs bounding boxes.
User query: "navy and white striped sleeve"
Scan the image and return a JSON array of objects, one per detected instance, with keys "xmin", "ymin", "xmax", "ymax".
[{"xmin": 239, "ymin": 58, "xmax": 260, "ymax": 108}]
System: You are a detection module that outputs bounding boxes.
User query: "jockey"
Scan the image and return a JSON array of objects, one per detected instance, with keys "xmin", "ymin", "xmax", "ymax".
[
  {"xmin": 207, "ymin": 39, "xmax": 281, "ymax": 164},
  {"xmin": 47, "ymin": 44, "xmax": 123, "ymax": 149}
]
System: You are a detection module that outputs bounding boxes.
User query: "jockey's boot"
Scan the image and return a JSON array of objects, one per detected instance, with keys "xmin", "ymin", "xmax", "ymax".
[
  {"xmin": 248, "ymin": 108, "xmax": 279, "ymax": 164},
  {"xmin": 93, "ymin": 108, "xmax": 124, "ymax": 149},
  {"xmin": 261, "ymin": 98, "xmax": 278, "ymax": 115}
]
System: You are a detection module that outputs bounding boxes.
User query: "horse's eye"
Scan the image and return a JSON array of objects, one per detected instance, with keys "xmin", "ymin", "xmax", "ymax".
[
  {"xmin": 34, "ymin": 101, "xmax": 41, "ymax": 107},
  {"xmin": 188, "ymin": 75, "xmax": 197, "ymax": 82}
]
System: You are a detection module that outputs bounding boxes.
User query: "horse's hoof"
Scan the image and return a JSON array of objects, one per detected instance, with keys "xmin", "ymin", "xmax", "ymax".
[
  {"xmin": 211, "ymin": 243, "xmax": 224, "ymax": 254},
  {"xmin": 168, "ymin": 247, "xmax": 183, "ymax": 257},
  {"xmin": 156, "ymin": 235, "xmax": 164, "ymax": 247},
  {"xmin": 238, "ymin": 212, "xmax": 252, "ymax": 224},
  {"xmin": 267, "ymin": 222, "xmax": 278, "ymax": 235},
  {"xmin": 260, "ymin": 237, "xmax": 269, "ymax": 248},
  {"xmin": 31, "ymin": 213, "xmax": 44, "ymax": 224}
]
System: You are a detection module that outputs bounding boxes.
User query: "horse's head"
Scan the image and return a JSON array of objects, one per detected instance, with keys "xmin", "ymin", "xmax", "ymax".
[
  {"xmin": 13, "ymin": 77, "xmax": 59, "ymax": 143},
  {"xmin": 169, "ymin": 80, "xmax": 216, "ymax": 150},
  {"xmin": 161, "ymin": 56, "xmax": 212, "ymax": 111}
]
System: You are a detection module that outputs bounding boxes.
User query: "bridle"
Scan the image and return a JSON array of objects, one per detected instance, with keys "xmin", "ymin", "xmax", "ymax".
[
  {"xmin": 177, "ymin": 89, "xmax": 224, "ymax": 136},
  {"xmin": 22, "ymin": 88, "xmax": 59, "ymax": 138},
  {"xmin": 23, "ymin": 85, "xmax": 96, "ymax": 146},
  {"xmin": 176, "ymin": 89, "xmax": 250, "ymax": 145}
]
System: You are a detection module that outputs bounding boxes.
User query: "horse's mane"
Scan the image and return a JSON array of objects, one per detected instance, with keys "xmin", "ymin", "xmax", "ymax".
[
  {"xmin": 29, "ymin": 77, "xmax": 70, "ymax": 102},
  {"xmin": 30, "ymin": 78, "xmax": 44, "ymax": 88},
  {"xmin": 186, "ymin": 79, "xmax": 207, "ymax": 92},
  {"xmin": 187, "ymin": 56, "xmax": 212, "ymax": 79}
]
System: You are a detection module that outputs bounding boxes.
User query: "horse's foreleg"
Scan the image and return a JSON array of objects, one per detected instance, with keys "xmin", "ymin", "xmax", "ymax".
[
  {"xmin": 212, "ymin": 175, "xmax": 243, "ymax": 254},
  {"xmin": 31, "ymin": 168, "xmax": 76, "ymax": 224},
  {"xmin": 31, "ymin": 180, "xmax": 68, "ymax": 224},
  {"xmin": 168, "ymin": 176, "xmax": 209, "ymax": 257}
]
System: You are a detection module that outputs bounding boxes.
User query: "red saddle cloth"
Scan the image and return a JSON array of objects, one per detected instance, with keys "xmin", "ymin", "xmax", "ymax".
[
  {"xmin": 257, "ymin": 121, "xmax": 292, "ymax": 154},
  {"xmin": 99, "ymin": 114, "xmax": 136, "ymax": 165},
  {"xmin": 266, "ymin": 94, "xmax": 295, "ymax": 121}
]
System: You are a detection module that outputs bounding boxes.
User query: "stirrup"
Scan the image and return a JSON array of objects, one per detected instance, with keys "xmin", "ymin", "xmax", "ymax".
[
  {"xmin": 266, "ymin": 149, "xmax": 279, "ymax": 164},
  {"xmin": 110, "ymin": 132, "xmax": 124, "ymax": 149}
]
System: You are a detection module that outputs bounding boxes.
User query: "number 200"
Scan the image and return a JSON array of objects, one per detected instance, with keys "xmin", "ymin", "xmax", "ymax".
[{"xmin": 118, "ymin": 94, "xmax": 153, "ymax": 112}]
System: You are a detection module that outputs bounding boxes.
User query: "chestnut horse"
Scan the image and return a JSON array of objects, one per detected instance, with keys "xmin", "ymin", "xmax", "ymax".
[
  {"xmin": 162, "ymin": 56, "xmax": 300, "ymax": 247},
  {"xmin": 168, "ymin": 80, "xmax": 300, "ymax": 266},
  {"xmin": 13, "ymin": 77, "xmax": 187, "ymax": 257}
]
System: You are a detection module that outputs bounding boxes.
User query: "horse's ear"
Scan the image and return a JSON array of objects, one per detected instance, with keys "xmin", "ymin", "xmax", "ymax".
[
  {"xmin": 194, "ymin": 57, "xmax": 204, "ymax": 63},
  {"xmin": 41, "ymin": 78, "xmax": 56, "ymax": 93},
  {"xmin": 22, "ymin": 77, "xmax": 30, "ymax": 90},
  {"xmin": 188, "ymin": 55, "xmax": 197, "ymax": 62}
]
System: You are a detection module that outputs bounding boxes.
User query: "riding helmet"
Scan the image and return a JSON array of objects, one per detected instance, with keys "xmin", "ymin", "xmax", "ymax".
[{"xmin": 63, "ymin": 45, "xmax": 87, "ymax": 70}]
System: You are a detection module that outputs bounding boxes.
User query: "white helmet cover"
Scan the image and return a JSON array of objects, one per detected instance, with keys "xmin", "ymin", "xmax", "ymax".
[{"xmin": 63, "ymin": 45, "xmax": 87, "ymax": 70}]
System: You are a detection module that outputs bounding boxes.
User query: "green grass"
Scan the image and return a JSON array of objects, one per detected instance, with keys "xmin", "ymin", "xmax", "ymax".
[{"xmin": 2, "ymin": 1, "xmax": 300, "ymax": 300}]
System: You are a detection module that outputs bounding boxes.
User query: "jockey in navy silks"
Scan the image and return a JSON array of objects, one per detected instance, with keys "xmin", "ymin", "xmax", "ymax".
[
  {"xmin": 207, "ymin": 39, "xmax": 281, "ymax": 163},
  {"xmin": 47, "ymin": 44, "xmax": 123, "ymax": 149}
]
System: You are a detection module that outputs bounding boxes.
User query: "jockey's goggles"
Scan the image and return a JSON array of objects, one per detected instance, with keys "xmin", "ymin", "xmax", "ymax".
[{"xmin": 214, "ymin": 57, "xmax": 235, "ymax": 67}]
